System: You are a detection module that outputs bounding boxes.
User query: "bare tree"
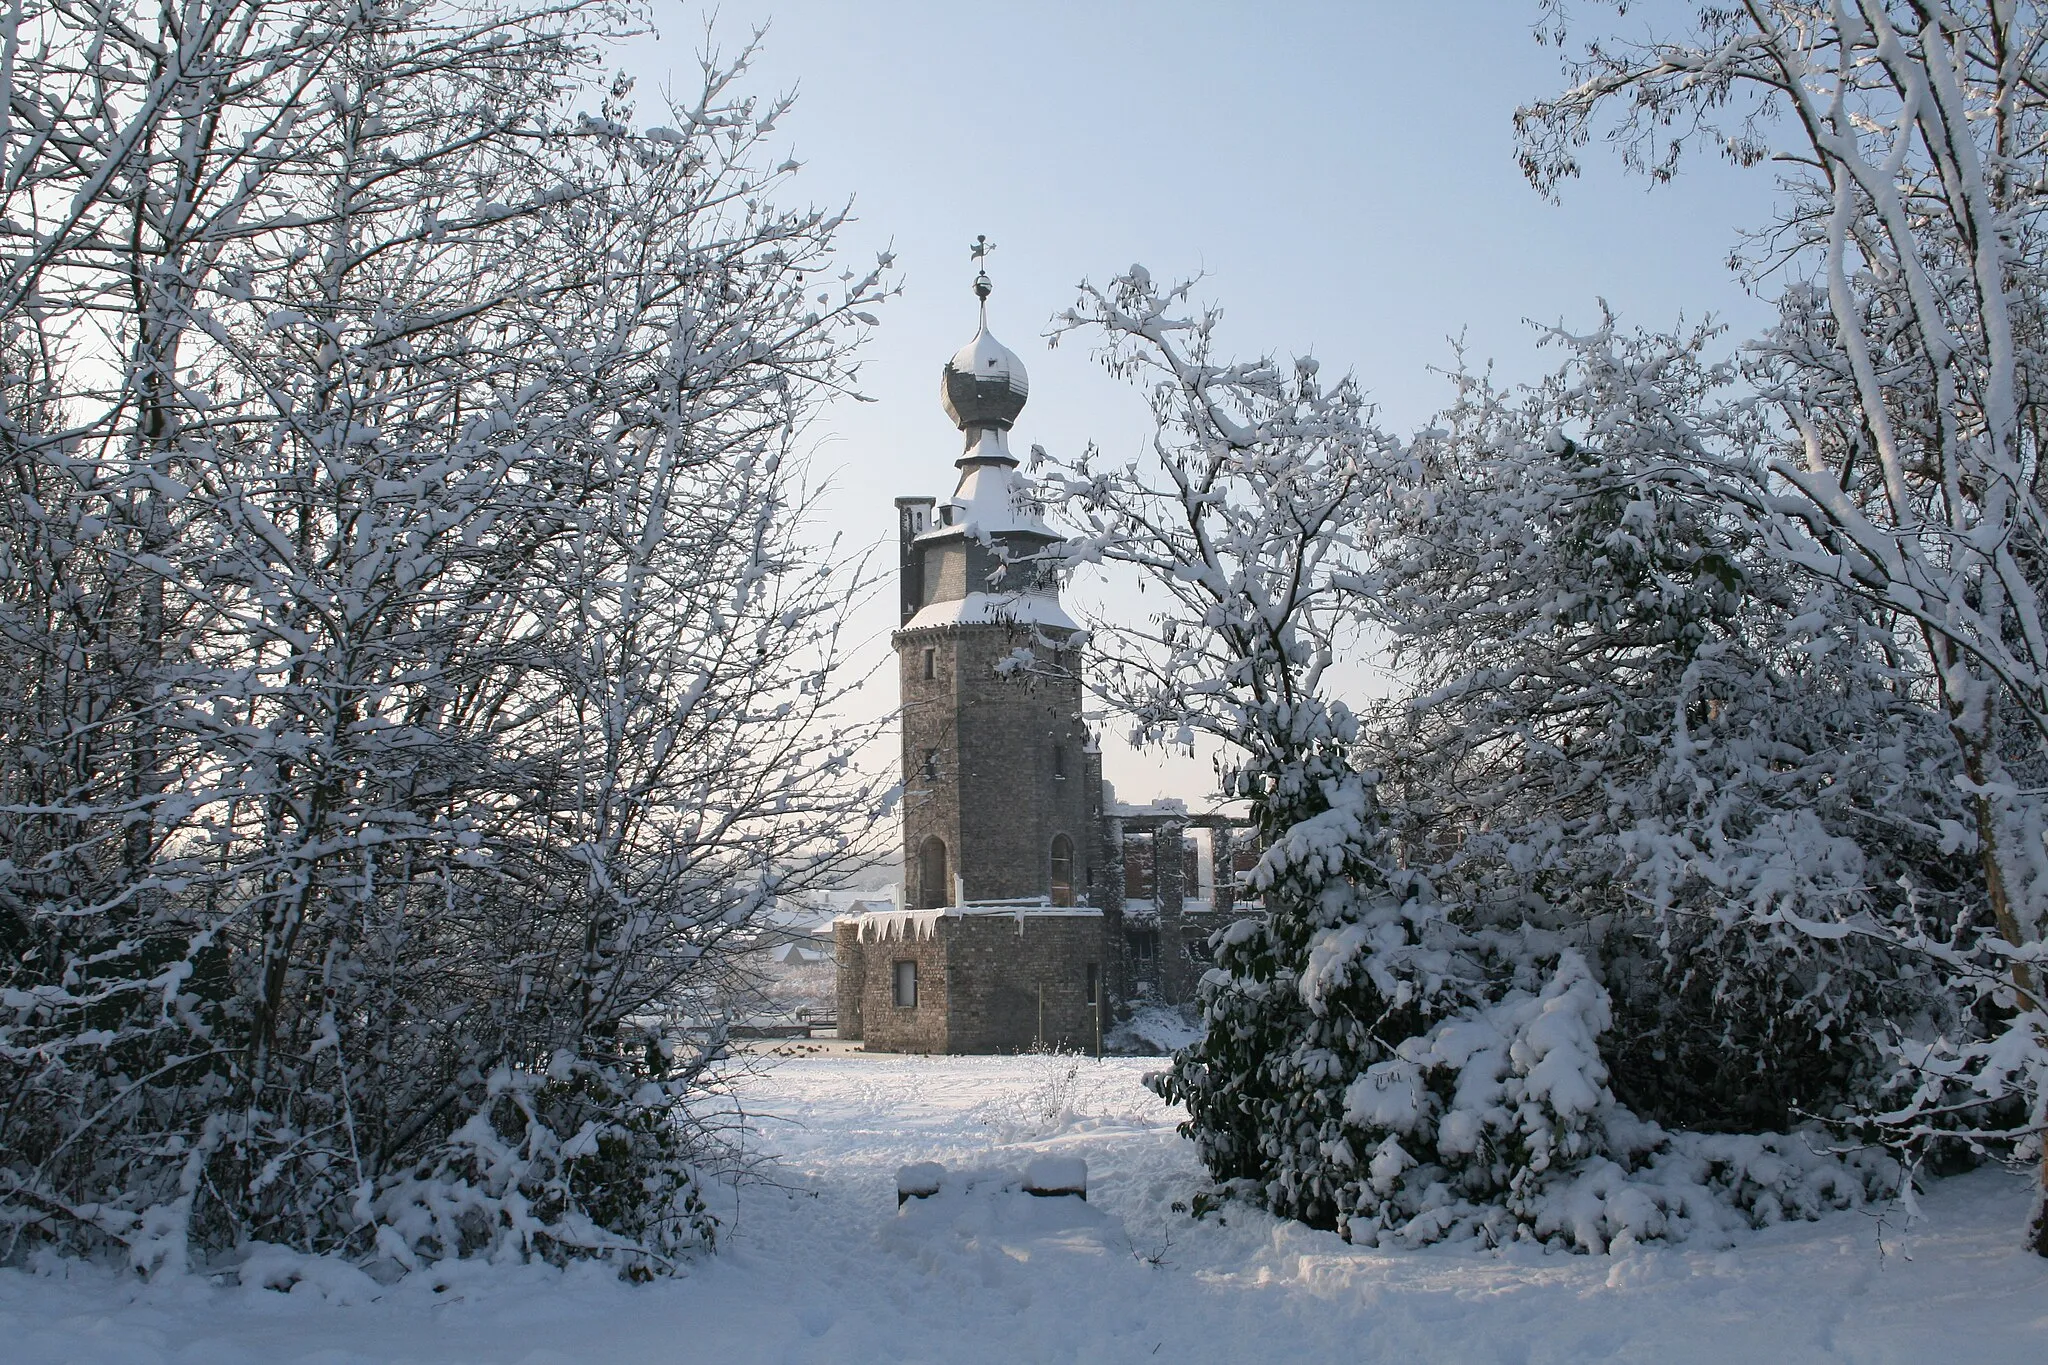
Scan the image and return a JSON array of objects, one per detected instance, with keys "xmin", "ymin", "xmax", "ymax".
[{"xmin": 0, "ymin": 1, "xmax": 887, "ymax": 1275}]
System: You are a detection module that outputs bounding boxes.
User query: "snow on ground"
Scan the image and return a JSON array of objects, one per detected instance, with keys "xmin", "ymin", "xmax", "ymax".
[
  {"xmin": 1103, "ymin": 1003, "xmax": 1203, "ymax": 1056},
  {"xmin": 4, "ymin": 1049, "xmax": 2044, "ymax": 1364}
]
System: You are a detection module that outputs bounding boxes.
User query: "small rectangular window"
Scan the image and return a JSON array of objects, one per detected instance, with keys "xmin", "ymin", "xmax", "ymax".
[
  {"xmin": 893, "ymin": 959, "xmax": 917, "ymax": 1009},
  {"xmin": 923, "ymin": 648, "xmax": 936, "ymax": 680},
  {"xmin": 923, "ymin": 747, "xmax": 941, "ymax": 781},
  {"xmin": 1085, "ymin": 963, "xmax": 1099, "ymax": 1007}
]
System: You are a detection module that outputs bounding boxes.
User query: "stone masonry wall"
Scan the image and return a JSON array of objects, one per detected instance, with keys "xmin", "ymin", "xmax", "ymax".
[
  {"xmin": 833, "ymin": 920, "xmax": 866, "ymax": 1041},
  {"xmin": 849, "ymin": 921, "xmax": 950, "ymax": 1053},
  {"xmin": 953, "ymin": 628, "xmax": 1091, "ymax": 903},
  {"xmin": 836, "ymin": 911, "xmax": 1108, "ymax": 1054},
  {"xmin": 923, "ymin": 539, "xmax": 968, "ymax": 606},
  {"xmin": 898, "ymin": 627, "xmax": 963, "ymax": 908},
  {"xmin": 943, "ymin": 912, "xmax": 1106, "ymax": 1054},
  {"xmin": 896, "ymin": 622, "xmax": 1091, "ymax": 906}
]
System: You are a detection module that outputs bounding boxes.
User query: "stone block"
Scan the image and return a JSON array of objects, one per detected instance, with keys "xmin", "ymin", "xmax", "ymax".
[
  {"xmin": 897, "ymin": 1162, "xmax": 945, "ymax": 1206},
  {"xmin": 1023, "ymin": 1157, "xmax": 1087, "ymax": 1200}
]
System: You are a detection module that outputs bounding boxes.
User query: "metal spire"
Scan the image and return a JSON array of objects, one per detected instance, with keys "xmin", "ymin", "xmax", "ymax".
[{"xmin": 970, "ymin": 234, "xmax": 994, "ymax": 324}]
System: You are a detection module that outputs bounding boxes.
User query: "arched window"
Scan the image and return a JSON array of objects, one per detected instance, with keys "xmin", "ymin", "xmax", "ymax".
[
  {"xmin": 919, "ymin": 835, "xmax": 949, "ymax": 909},
  {"xmin": 1049, "ymin": 833, "xmax": 1075, "ymax": 907}
]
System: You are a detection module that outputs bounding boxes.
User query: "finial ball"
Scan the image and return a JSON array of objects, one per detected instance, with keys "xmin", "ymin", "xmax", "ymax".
[{"xmin": 971, "ymin": 234, "xmax": 995, "ymax": 300}]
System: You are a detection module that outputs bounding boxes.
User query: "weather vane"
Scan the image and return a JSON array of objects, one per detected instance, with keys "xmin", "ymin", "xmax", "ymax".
[{"xmin": 971, "ymin": 234, "xmax": 995, "ymax": 308}]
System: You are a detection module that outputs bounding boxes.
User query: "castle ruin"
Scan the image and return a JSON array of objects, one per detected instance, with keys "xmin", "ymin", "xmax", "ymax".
[{"xmin": 833, "ymin": 255, "xmax": 1256, "ymax": 1053}]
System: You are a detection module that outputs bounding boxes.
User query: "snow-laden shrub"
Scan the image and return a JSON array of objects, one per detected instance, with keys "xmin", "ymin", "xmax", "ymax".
[
  {"xmin": 1150, "ymin": 752, "xmax": 1584, "ymax": 1239},
  {"xmin": 1142, "ymin": 487, "xmax": 1926, "ymax": 1246},
  {"xmin": 1524, "ymin": 0, "xmax": 2048, "ymax": 1257},
  {"xmin": 1154, "ymin": 756, "xmax": 1373, "ymax": 1226},
  {"xmin": 1376, "ymin": 329, "xmax": 1980, "ymax": 1138},
  {"xmin": 1059, "ymin": 268, "xmax": 1938, "ymax": 1250},
  {"xmin": 1167, "ymin": 818, "xmax": 1903, "ymax": 1251},
  {"xmin": 1326, "ymin": 939, "xmax": 1901, "ymax": 1249},
  {"xmin": 1340, "ymin": 943, "xmax": 1614, "ymax": 1222},
  {"xmin": 371, "ymin": 1060, "xmax": 714, "ymax": 1274}
]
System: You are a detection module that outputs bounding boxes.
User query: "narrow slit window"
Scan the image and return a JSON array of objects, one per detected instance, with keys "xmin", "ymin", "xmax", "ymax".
[
  {"xmin": 1085, "ymin": 963, "xmax": 1099, "ymax": 1007},
  {"xmin": 923, "ymin": 647, "xmax": 936, "ymax": 680},
  {"xmin": 1050, "ymin": 834, "xmax": 1075, "ymax": 907},
  {"xmin": 918, "ymin": 836, "xmax": 948, "ymax": 909}
]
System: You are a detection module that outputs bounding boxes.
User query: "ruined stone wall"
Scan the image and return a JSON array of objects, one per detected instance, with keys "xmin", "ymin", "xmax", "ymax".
[
  {"xmin": 1153, "ymin": 817, "xmax": 1194, "ymax": 1003},
  {"xmin": 849, "ymin": 922, "xmax": 951, "ymax": 1053},
  {"xmin": 834, "ymin": 911, "xmax": 1108, "ymax": 1054},
  {"xmin": 943, "ymin": 912, "xmax": 1107, "ymax": 1054},
  {"xmin": 1177, "ymin": 908, "xmax": 1242, "ymax": 970},
  {"xmin": 1086, "ymin": 754, "xmax": 1127, "ymax": 1013},
  {"xmin": 834, "ymin": 920, "xmax": 866, "ymax": 1041}
]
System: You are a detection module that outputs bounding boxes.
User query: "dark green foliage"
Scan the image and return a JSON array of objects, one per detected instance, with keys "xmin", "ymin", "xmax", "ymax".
[{"xmin": 1151, "ymin": 745, "xmax": 1405, "ymax": 1231}]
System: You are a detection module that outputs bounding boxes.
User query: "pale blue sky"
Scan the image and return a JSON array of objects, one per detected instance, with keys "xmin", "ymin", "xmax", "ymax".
[{"xmin": 618, "ymin": 2, "xmax": 1785, "ymax": 801}]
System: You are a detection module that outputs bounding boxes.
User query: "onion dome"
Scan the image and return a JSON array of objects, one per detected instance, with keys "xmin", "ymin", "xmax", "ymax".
[
  {"xmin": 941, "ymin": 235, "xmax": 1029, "ymax": 434},
  {"xmin": 941, "ymin": 324, "xmax": 1029, "ymax": 432}
]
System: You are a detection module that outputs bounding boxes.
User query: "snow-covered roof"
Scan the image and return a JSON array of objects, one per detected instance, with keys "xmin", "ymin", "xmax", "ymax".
[
  {"xmin": 1111, "ymin": 797, "xmax": 1188, "ymax": 818},
  {"xmin": 901, "ymin": 591, "xmax": 1080, "ymax": 633},
  {"xmin": 839, "ymin": 902, "xmax": 1104, "ymax": 942},
  {"xmin": 760, "ymin": 892, "xmax": 893, "ymax": 940},
  {"xmin": 917, "ymin": 445, "xmax": 1055, "ymax": 538}
]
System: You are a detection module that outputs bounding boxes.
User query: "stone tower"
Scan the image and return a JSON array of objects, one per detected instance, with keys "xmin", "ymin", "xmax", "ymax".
[{"xmin": 893, "ymin": 262, "xmax": 1094, "ymax": 910}]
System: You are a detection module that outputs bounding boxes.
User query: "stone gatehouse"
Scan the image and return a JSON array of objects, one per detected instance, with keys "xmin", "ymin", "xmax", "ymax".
[{"xmin": 835, "ymin": 262, "xmax": 1259, "ymax": 1054}]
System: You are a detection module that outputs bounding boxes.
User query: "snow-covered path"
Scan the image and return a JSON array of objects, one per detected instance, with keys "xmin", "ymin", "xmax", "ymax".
[{"xmin": 3, "ymin": 1048, "xmax": 2043, "ymax": 1363}]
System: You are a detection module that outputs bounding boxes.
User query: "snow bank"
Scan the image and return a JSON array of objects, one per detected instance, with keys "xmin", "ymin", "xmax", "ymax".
[
  {"xmin": 1105, "ymin": 1004, "xmax": 1203, "ymax": 1055},
  {"xmin": 896, "ymin": 1162, "xmax": 945, "ymax": 1203},
  {"xmin": 233, "ymin": 1244, "xmax": 386, "ymax": 1304},
  {"xmin": 893, "ymin": 1158, "xmax": 1087, "ymax": 1203}
]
